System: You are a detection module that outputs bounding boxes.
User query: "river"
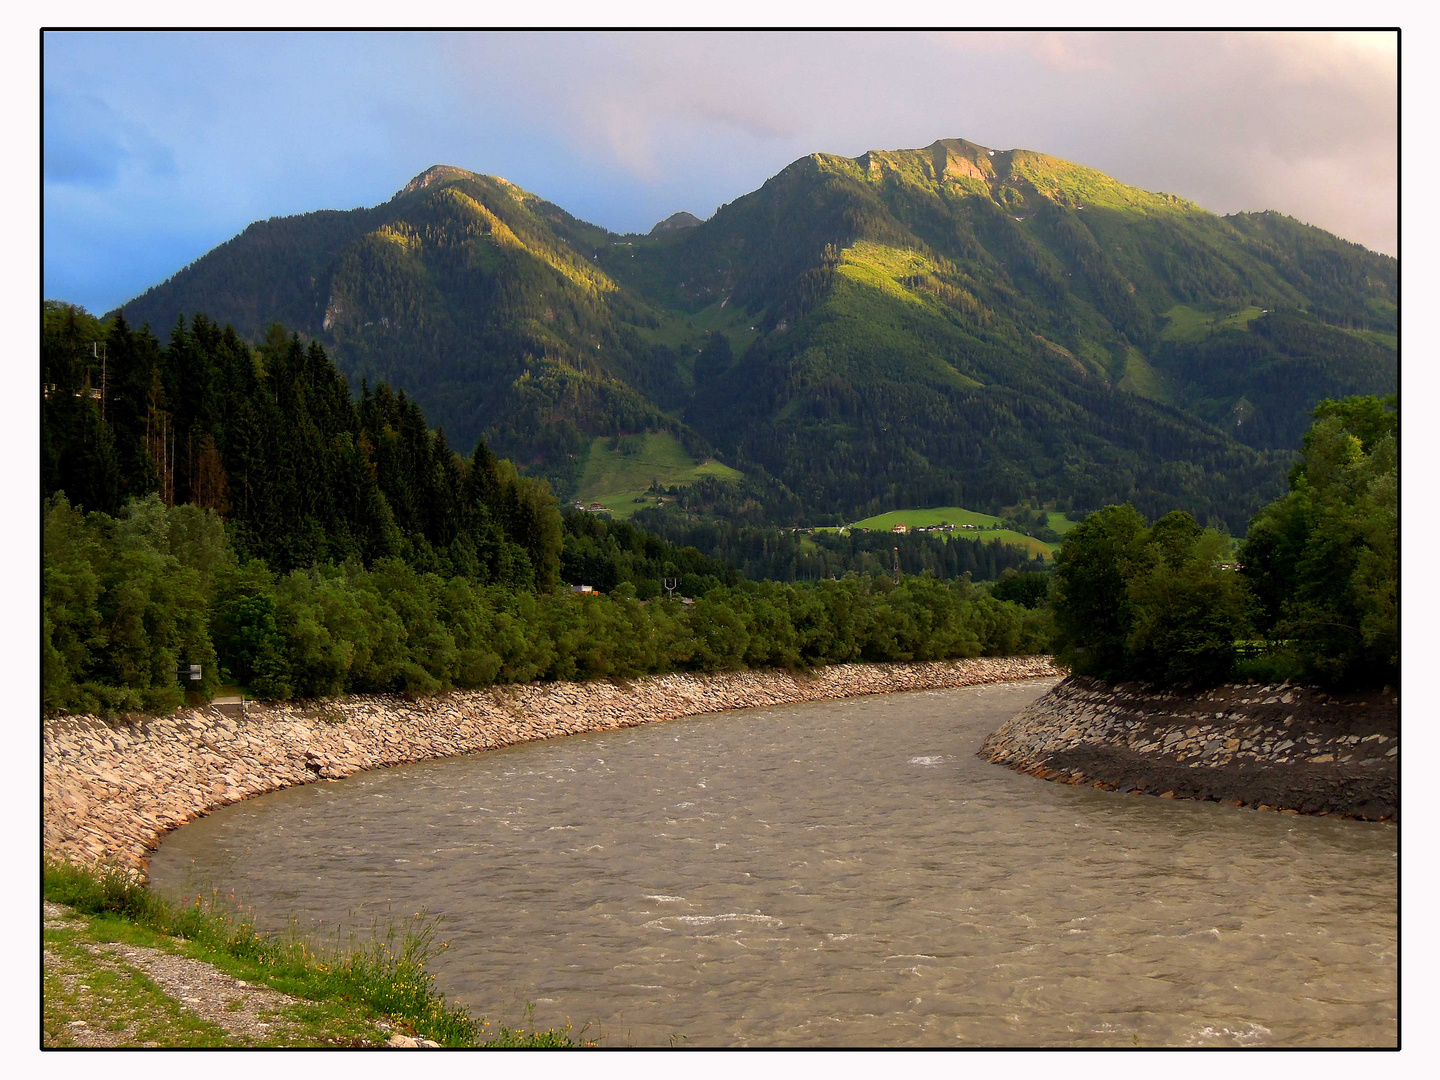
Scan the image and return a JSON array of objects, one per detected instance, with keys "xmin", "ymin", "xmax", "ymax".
[{"xmin": 147, "ymin": 678, "xmax": 1397, "ymax": 1047}]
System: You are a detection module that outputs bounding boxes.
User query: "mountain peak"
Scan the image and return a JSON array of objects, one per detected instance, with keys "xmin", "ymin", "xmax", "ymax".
[
  {"xmin": 650, "ymin": 211, "xmax": 703, "ymax": 235},
  {"xmin": 829, "ymin": 138, "xmax": 1204, "ymax": 216},
  {"xmin": 399, "ymin": 164, "xmax": 483, "ymax": 197}
]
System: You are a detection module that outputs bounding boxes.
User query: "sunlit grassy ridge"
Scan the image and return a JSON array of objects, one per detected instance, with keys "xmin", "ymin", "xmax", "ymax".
[
  {"xmin": 836, "ymin": 242, "xmax": 935, "ymax": 308},
  {"xmin": 768, "ymin": 243, "xmax": 991, "ymax": 401},
  {"xmin": 1004, "ymin": 149, "xmax": 1200, "ymax": 214},
  {"xmin": 814, "ymin": 139, "xmax": 1201, "ymax": 219}
]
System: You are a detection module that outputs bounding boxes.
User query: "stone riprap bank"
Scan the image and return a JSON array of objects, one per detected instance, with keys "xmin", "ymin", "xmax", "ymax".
[
  {"xmin": 980, "ymin": 676, "xmax": 1397, "ymax": 821},
  {"xmin": 45, "ymin": 656, "xmax": 1058, "ymax": 873}
]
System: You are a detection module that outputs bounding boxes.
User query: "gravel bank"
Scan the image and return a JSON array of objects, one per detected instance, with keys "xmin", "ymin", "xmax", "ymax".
[
  {"xmin": 979, "ymin": 675, "xmax": 1398, "ymax": 820},
  {"xmin": 45, "ymin": 656, "xmax": 1059, "ymax": 873}
]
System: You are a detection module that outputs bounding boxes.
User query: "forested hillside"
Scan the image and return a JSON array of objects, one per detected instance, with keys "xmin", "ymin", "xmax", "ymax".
[
  {"xmin": 631, "ymin": 142, "xmax": 1395, "ymax": 528},
  {"xmin": 43, "ymin": 302, "xmax": 561, "ymax": 586},
  {"xmin": 42, "ymin": 302, "xmax": 1051, "ymax": 715},
  {"xmin": 108, "ymin": 168, "xmax": 696, "ymax": 498},
  {"xmin": 111, "ymin": 139, "xmax": 1396, "ymax": 530},
  {"xmin": 627, "ymin": 512, "xmax": 1047, "ymax": 584}
]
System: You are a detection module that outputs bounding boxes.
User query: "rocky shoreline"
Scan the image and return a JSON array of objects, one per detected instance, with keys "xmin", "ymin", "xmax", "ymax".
[
  {"xmin": 44, "ymin": 656, "xmax": 1059, "ymax": 874},
  {"xmin": 979, "ymin": 675, "xmax": 1398, "ymax": 821}
]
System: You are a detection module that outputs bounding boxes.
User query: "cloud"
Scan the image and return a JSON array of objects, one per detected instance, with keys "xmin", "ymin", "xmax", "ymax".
[
  {"xmin": 435, "ymin": 31, "xmax": 1395, "ymax": 252},
  {"xmin": 436, "ymin": 32, "xmax": 809, "ymax": 182},
  {"xmin": 42, "ymin": 30, "xmax": 1396, "ymax": 313},
  {"xmin": 44, "ymin": 89, "xmax": 177, "ymax": 189}
]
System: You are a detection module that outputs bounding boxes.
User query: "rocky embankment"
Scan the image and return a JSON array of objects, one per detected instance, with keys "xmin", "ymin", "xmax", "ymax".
[
  {"xmin": 45, "ymin": 656, "xmax": 1058, "ymax": 873},
  {"xmin": 980, "ymin": 676, "xmax": 1397, "ymax": 821}
]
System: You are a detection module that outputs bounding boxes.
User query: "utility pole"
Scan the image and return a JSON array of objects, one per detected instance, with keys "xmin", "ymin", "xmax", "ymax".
[
  {"xmin": 90, "ymin": 341, "xmax": 107, "ymax": 420},
  {"xmin": 663, "ymin": 576, "xmax": 679, "ymax": 600},
  {"xmin": 893, "ymin": 546, "xmax": 901, "ymax": 584}
]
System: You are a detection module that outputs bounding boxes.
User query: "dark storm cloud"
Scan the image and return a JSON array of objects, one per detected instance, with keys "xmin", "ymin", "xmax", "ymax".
[{"xmin": 42, "ymin": 30, "xmax": 1396, "ymax": 315}]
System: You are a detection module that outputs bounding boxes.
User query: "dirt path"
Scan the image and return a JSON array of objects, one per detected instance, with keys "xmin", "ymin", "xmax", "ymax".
[{"xmin": 42, "ymin": 902, "xmax": 432, "ymax": 1048}]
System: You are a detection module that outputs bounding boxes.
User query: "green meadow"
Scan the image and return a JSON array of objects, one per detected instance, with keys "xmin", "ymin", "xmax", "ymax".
[
  {"xmin": 851, "ymin": 506, "xmax": 1001, "ymax": 531},
  {"xmin": 573, "ymin": 432, "xmax": 743, "ymax": 518},
  {"xmin": 847, "ymin": 507, "xmax": 1059, "ymax": 559},
  {"xmin": 1045, "ymin": 512, "xmax": 1078, "ymax": 536},
  {"xmin": 1160, "ymin": 304, "xmax": 1266, "ymax": 343},
  {"xmin": 637, "ymin": 297, "xmax": 764, "ymax": 357}
]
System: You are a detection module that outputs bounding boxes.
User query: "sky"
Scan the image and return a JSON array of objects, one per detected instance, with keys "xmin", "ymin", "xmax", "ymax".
[{"xmin": 43, "ymin": 29, "xmax": 1398, "ymax": 316}]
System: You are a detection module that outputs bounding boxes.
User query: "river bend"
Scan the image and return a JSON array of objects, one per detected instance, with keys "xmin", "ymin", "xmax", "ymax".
[{"xmin": 148, "ymin": 679, "xmax": 1397, "ymax": 1046}]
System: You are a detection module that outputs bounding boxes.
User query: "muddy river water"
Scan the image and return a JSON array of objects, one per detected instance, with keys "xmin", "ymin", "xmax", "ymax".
[{"xmin": 148, "ymin": 679, "xmax": 1397, "ymax": 1046}]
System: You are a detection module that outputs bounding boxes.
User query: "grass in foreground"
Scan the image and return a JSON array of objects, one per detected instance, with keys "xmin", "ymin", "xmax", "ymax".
[
  {"xmin": 45, "ymin": 928, "xmax": 237, "ymax": 1047},
  {"xmin": 43, "ymin": 860, "xmax": 584, "ymax": 1048}
]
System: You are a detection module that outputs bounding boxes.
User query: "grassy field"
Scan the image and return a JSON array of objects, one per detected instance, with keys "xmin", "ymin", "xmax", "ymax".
[
  {"xmin": 574, "ymin": 431, "xmax": 743, "ymax": 519},
  {"xmin": 847, "ymin": 507, "xmax": 1059, "ymax": 558},
  {"xmin": 851, "ymin": 506, "xmax": 1001, "ymax": 531},
  {"xmin": 1045, "ymin": 512, "xmax": 1078, "ymax": 536},
  {"xmin": 1337, "ymin": 325, "xmax": 1399, "ymax": 350},
  {"xmin": 637, "ymin": 297, "xmax": 764, "ymax": 357},
  {"xmin": 1160, "ymin": 304, "xmax": 1266, "ymax": 343}
]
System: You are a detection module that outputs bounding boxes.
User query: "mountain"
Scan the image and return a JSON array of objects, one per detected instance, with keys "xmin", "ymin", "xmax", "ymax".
[
  {"xmin": 650, "ymin": 211, "xmax": 703, "ymax": 235},
  {"xmin": 108, "ymin": 164, "xmax": 706, "ymax": 496},
  {"xmin": 109, "ymin": 140, "xmax": 1397, "ymax": 530}
]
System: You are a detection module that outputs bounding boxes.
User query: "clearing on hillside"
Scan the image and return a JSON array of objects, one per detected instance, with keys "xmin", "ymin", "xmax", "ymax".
[
  {"xmin": 1044, "ymin": 512, "xmax": 1078, "ymax": 536},
  {"xmin": 573, "ymin": 432, "xmax": 743, "ymax": 519},
  {"xmin": 638, "ymin": 297, "xmax": 764, "ymax": 358},
  {"xmin": 847, "ymin": 507, "xmax": 1058, "ymax": 558},
  {"xmin": 1160, "ymin": 304, "xmax": 1265, "ymax": 343}
]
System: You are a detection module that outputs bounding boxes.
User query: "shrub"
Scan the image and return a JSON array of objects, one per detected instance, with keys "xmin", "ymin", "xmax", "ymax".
[{"xmin": 1053, "ymin": 507, "xmax": 1251, "ymax": 687}]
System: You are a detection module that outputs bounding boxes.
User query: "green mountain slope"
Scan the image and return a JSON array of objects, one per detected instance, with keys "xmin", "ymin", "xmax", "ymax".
[
  {"xmin": 109, "ymin": 140, "xmax": 1396, "ymax": 530},
  {"xmin": 614, "ymin": 139, "xmax": 1395, "ymax": 525},
  {"xmin": 115, "ymin": 167, "xmax": 703, "ymax": 495}
]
